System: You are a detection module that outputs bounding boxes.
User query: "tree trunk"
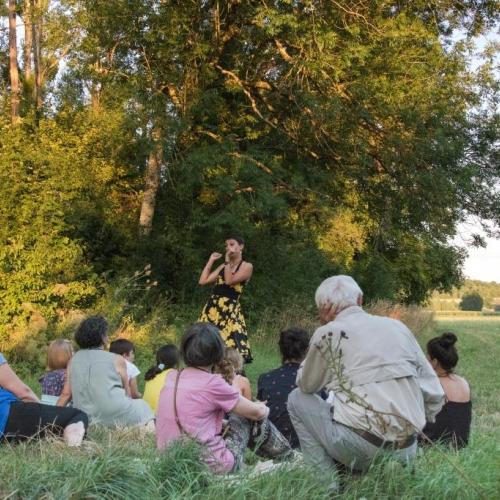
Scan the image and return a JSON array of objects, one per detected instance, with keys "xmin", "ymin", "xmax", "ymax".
[
  {"xmin": 24, "ymin": 0, "xmax": 33, "ymax": 83},
  {"xmin": 32, "ymin": 0, "xmax": 43, "ymax": 111},
  {"xmin": 139, "ymin": 128, "xmax": 163, "ymax": 236},
  {"xmin": 90, "ymin": 63, "xmax": 101, "ymax": 114},
  {"xmin": 90, "ymin": 84, "xmax": 101, "ymax": 113},
  {"xmin": 9, "ymin": 0, "xmax": 21, "ymax": 124}
]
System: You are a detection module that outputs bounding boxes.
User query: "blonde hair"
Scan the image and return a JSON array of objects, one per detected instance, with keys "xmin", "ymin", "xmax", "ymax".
[
  {"xmin": 225, "ymin": 347, "xmax": 243, "ymax": 374},
  {"xmin": 214, "ymin": 347, "xmax": 244, "ymax": 385},
  {"xmin": 47, "ymin": 339, "xmax": 73, "ymax": 370},
  {"xmin": 214, "ymin": 358, "xmax": 235, "ymax": 385}
]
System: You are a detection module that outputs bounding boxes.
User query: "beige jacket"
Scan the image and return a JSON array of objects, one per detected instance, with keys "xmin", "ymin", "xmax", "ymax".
[{"xmin": 297, "ymin": 306, "xmax": 445, "ymax": 440}]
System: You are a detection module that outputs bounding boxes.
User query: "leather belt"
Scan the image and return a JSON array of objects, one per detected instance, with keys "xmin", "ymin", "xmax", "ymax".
[{"xmin": 336, "ymin": 421, "xmax": 416, "ymax": 450}]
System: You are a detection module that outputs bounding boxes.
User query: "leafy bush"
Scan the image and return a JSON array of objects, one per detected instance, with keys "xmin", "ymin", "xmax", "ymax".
[
  {"xmin": 0, "ymin": 113, "xmax": 144, "ymax": 359},
  {"xmin": 460, "ymin": 293, "xmax": 484, "ymax": 311}
]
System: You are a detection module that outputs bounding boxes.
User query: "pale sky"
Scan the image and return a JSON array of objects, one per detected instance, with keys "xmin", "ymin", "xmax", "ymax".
[
  {"xmin": 456, "ymin": 28, "xmax": 499, "ymax": 284},
  {"xmin": 455, "ymin": 218, "xmax": 500, "ymax": 283},
  {"xmin": 462, "ymin": 237, "xmax": 500, "ymax": 283}
]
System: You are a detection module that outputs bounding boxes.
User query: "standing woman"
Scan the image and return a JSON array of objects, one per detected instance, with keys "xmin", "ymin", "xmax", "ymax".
[{"xmin": 199, "ymin": 236, "xmax": 253, "ymax": 363}]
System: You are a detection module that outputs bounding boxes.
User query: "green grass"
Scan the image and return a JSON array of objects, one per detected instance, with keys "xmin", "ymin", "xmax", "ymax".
[{"xmin": 1, "ymin": 320, "xmax": 499, "ymax": 499}]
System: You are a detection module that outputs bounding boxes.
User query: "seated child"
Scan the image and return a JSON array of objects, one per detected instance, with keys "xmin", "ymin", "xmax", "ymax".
[
  {"xmin": 109, "ymin": 339, "xmax": 141, "ymax": 399},
  {"xmin": 257, "ymin": 327, "xmax": 310, "ymax": 448},
  {"xmin": 225, "ymin": 348, "xmax": 252, "ymax": 400},
  {"xmin": 156, "ymin": 322, "xmax": 292, "ymax": 473},
  {"xmin": 143, "ymin": 344, "xmax": 180, "ymax": 413},
  {"xmin": 39, "ymin": 339, "xmax": 73, "ymax": 405}
]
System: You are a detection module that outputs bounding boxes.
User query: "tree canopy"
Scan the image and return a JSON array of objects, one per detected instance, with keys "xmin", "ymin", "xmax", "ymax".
[{"xmin": 1, "ymin": 0, "xmax": 499, "ymax": 338}]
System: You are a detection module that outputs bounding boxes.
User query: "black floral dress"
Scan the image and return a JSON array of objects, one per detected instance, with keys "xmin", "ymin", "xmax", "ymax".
[{"xmin": 199, "ymin": 264, "xmax": 253, "ymax": 363}]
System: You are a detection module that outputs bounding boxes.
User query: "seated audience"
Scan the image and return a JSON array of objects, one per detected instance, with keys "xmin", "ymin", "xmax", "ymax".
[
  {"xmin": 421, "ymin": 332, "xmax": 471, "ymax": 448},
  {"xmin": 57, "ymin": 316, "xmax": 154, "ymax": 429},
  {"xmin": 225, "ymin": 348, "xmax": 252, "ymax": 399},
  {"xmin": 110, "ymin": 339, "xmax": 142, "ymax": 399},
  {"xmin": 258, "ymin": 327, "xmax": 310, "ymax": 448},
  {"xmin": 1, "ymin": 352, "xmax": 87, "ymax": 446},
  {"xmin": 287, "ymin": 275, "xmax": 445, "ymax": 479},
  {"xmin": 39, "ymin": 339, "xmax": 73, "ymax": 405},
  {"xmin": 156, "ymin": 322, "xmax": 291, "ymax": 473},
  {"xmin": 143, "ymin": 344, "xmax": 180, "ymax": 413}
]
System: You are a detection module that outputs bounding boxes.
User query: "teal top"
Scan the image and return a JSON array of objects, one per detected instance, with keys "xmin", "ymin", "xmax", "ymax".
[
  {"xmin": 0, "ymin": 353, "xmax": 19, "ymax": 437},
  {"xmin": 70, "ymin": 349, "xmax": 153, "ymax": 427}
]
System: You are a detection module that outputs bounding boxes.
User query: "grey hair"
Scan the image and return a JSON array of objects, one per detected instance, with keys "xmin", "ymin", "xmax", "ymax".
[{"xmin": 315, "ymin": 275, "xmax": 363, "ymax": 312}]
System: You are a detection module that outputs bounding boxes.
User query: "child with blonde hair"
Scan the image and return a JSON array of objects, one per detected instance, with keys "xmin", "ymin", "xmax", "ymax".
[
  {"xmin": 225, "ymin": 347, "xmax": 252, "ymax": 400},
  {"xmin": 39, "ymin": 339, "xmax": 73, "ymax": 405}
]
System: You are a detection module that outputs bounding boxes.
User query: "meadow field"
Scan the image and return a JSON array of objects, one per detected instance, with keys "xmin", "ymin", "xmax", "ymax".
[{"xmin": 0, "ymin": 319, "xmax": 499, "ymax": 499}]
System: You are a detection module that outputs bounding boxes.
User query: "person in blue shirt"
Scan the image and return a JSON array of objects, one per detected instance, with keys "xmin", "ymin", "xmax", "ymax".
[
  {"xmin": 0, "ymin": 352, "xmax": 87, "ymax": 446},
  {"xmin": 257, "ymin": 328, "xmax": 310, "ymax": 448}
]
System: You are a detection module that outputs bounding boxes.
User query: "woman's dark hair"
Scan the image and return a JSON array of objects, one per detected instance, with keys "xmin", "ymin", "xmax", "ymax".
[
  {"xmin": 75, "ymin": 316, "xmax": 108, "ymax": 349},
  {"xmin": 144, "ymin": 344, "xmax": 180, "ymax": 381},
  {"xmin": 226, "ymin": 234, "xmax": 245, "ymax": 245},
  {"xmin": 427, "ymin": 332, "xmax": 459, "ymax": 373},
  {"xmin": 279, "ymin": 327, "xmax": 310, "ymax": 363},
  {"xmin": 181, "ymin": 322, "xmax": 225, "ymax": 367}
]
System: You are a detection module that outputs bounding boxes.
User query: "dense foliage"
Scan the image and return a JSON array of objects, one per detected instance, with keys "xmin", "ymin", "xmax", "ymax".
[{"xmin": 1, "ymin": 1, "xmax": 499, "ymax": 349}]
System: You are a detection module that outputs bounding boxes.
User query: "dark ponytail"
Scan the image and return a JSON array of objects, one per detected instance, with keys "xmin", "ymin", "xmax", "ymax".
[
  {"xmin": 427, "ymin": 332, "xmax": 459, "ymax": 373},
  {"xmin": 144, "ymin": 344, "xmax": 180, "ymax": 381}
]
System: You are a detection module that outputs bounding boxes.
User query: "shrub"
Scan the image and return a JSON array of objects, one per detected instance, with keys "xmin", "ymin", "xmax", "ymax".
[{"xmin": 459, "ymin": 293, "xmax": 484, "ymax": 311}]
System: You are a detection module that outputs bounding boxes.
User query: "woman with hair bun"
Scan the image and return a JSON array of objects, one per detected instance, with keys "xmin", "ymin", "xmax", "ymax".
[{"xmin": 422, "ymin": 332, "xmax": 471, "ymax": 448}]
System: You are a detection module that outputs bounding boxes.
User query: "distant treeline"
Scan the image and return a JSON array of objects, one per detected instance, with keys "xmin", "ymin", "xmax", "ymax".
[{"xmin": 431, "ymin": 280, "xmax": 500, "ymax": 310}]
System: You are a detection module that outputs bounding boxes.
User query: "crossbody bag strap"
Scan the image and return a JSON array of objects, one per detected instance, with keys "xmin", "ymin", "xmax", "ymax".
[{"xmin": 173, "ymin": 368, "xmax": 188, "ymax": 435}]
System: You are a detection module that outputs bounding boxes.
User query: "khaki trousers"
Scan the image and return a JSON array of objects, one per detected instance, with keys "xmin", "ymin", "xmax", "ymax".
[{"xmin": 287, "ymin": 389, "xmax": 417, "ymax": 474}]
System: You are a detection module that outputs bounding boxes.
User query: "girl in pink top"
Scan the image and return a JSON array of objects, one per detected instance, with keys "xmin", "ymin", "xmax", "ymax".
[{"xmin": 156, "ymin": 323, "xmax": 292, "ymax": 473}]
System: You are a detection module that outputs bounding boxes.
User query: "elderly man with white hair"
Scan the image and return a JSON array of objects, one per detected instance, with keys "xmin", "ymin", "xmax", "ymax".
[{"xmin": 287, "ymin": 275, "xmax": 445, "ymax": 476}]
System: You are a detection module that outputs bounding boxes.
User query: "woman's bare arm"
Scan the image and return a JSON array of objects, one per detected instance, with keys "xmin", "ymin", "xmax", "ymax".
[
  {"xmin": 129, "ymin": 377, "xmax": 142, "ymax": 399},
  {"xmin": 115, "ymin": 356, "xmax": 131, "ymax": 397},
  {"xmin": 0, "ymin": 363, "xmax": 39, "ymax": 402},
  {"xmin": 223, "ymin": 262, "xmax": 253, "ymax": 286},
  {"xmin": 199, "ymin": 253, "xmax": 224, "ymax": 285},
  {"xmin": 232, "ymin": 395, "xmax": 269, "ymax": 421},
  {"xmin": 57, "ymin": 363, "xmax": 72, "ymax": 406}
]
